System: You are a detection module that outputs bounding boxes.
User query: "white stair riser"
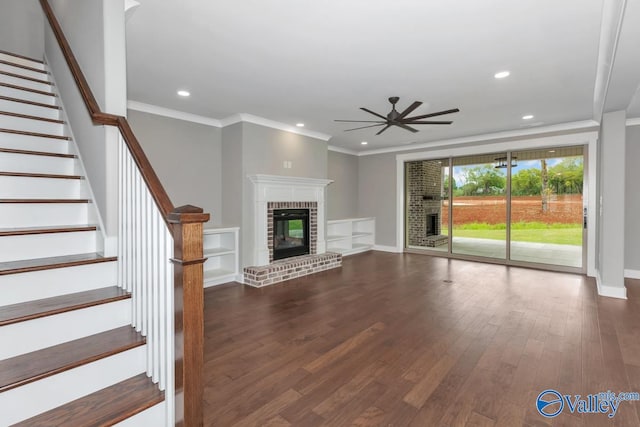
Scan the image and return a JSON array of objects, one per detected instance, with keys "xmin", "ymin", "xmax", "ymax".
[
  {"xmin": 0, "ymin": 85, "xmax": 56, "ymax": 105},
  {"xmin": 0, "ymin": 132, "xmax": 69, "ymax": 154},
  {"xmin": 0, "ymin": 74, "xmax": 52, "ymax": 93},
  {"xmin": 0, "ymin": 261, "xmax": 116, "ymax": 306},
  {"xmin": 0, "ymin": 176, "xmax": 81, "ymax": 198},
  {"xmin": 0, "ymin": 230, "xmax": 97, "ymax": 263},
  {"xmin": 0, "ymin": 299, "xmax": 131, "ymax": 360},
  {"xmin": 0, "ymin": 53, "xmax": 45, "ymax": 71},
  {"xmin": 0, "ymin": 114, "xmax": 64, "ymax": 135},
  {"xmin": 0, "ymin": 152, "xmax": 74, "ymax": 175},
  {"xmin": 0, "ymin": 62, "xmax": 48, "ymax": 81},
  {"xmin": 0, "ymin": 202, "xmax": 88, "ymax": 228},
  {"xmin": 0, "ymin": 345, "xmax": 146, "ymax": 426},
  {"xmin": 0, "ymin": 98, "xmax": 60, "ymax": 120},
  {"xmin": 114, "ymin": 402, "xmax": 165, "ymax": 427}
]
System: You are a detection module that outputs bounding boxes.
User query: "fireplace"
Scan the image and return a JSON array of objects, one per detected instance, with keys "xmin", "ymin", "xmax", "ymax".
[
  {"xmin": 426, "ymin": 213, "xmax": 438, "ymax": 236},
  {"xmin": 273, "ymin": 209, "xmax": 310, "ymax": 260}
]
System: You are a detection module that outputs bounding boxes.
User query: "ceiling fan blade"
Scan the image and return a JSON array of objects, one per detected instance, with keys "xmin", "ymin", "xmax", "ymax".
[
  {"xmin": 403, "ymin": 120, "xmax": 453, "ymax": 125},
  {"xmin": 404, "ymin": 108, "xmax": 460, "ymax": 121},
  {"xmin": 394, "ymin": 122, "xmax": 419, "ymax": 133},
  {"xmin": 396, "ymin": 101, "xmax": 423, "ymax": 120},
  {"xmin": 375, "ymin": 124, "xmax": 392, "ymax": 135},
  {"xmin": 345, "ymin": 123, "xmax": 386, "ymax": 131},
  {"xmin": 360, "ymin": 107, "xmax": 388, "ymax": 120},
  {"xmin": 334, "ymin": 119, "xmax": 386, "ymax": 123}
]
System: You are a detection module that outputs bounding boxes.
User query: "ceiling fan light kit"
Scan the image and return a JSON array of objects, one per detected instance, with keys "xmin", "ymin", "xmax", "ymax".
[{"xmin": 335, "ymin": 96, "xmax": 459, "ymax": 135}]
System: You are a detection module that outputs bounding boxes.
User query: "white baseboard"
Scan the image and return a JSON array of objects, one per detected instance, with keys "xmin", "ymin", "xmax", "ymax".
[
  {"xmin": 596, "ymin": 271, "xmax": 628, "ymax": 299},
  {"xmin": 624, "ymin": 269, "xmax": 640, "ymax": 279},
  {"xmin": 373, "ymin": 244, "xmax": 403, "ymax": 253}
]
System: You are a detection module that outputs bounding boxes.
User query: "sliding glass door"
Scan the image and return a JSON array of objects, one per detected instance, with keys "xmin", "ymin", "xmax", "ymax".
[
  {"xmin": 509, "ymin": 147, "xmax": 584, "ymax": 268},
  {"xmin": 404, "ymin": 146, "xmax": 585, "ymax": 271},
  {"xmin": 451, "ymin": 153, "xmax": 507, "ymax": 260}
]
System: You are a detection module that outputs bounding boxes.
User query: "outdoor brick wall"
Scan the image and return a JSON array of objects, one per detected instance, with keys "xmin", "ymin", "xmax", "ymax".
[
  {"xmin": 267, "ymin": 201, "xmax": 317, "ymax": 262},
  {"xmin": 244, "ymin": 252, "xmax": 342, "ymax": 287},
  {"xmin": 407, "ymin": 160, "xmax": 447, "ymax": 246}
]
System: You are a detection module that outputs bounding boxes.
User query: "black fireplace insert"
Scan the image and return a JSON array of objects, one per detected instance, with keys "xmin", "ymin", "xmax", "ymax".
[
  {"xmin": 273, "ymin": 209, "xmax": 310, "ymax": 260},
  {"xmin": 426, "ymin": 213, "xmax": 438, "ymax": 236}
]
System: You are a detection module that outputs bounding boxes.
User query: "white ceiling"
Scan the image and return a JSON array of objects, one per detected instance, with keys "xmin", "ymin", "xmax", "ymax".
[{"xmin": 125, "ymin": 0, "xmax": 640, "ymax": 152}]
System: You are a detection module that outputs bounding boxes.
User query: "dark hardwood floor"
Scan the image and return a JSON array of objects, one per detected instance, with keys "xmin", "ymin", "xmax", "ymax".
[{"xmin": 203, "ymin": 252, "xmax": 640, "ymax": 426}]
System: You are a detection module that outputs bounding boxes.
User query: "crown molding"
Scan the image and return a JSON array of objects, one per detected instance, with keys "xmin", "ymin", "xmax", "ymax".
[
  {"xmin": 227, "ymin": 113, "xmax": 332, "ymax": 141},
  {"xmin": 626, "ymin": 117, "xmax": 640, "ymax": 126},
  {"xmin": 328, "ymin": 145, "xmax": 358, "ymax": 156},
  {"xmin": 127, "ymin": 101, "xmax": 222, "ymax": 127},
  {"xmin": 127, "ymin": 101, "xmax": 332, "ymax": 141},
  {"xmin": 592, "ymin": 0, "xmax": 627, "ymax": 122},
  {"xmin": 357, "ymin": 120, "xmax": 600, "ymax": 157}
]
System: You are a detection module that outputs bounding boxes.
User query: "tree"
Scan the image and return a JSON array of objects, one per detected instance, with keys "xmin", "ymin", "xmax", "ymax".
[
  {"xmin": 541, "ymin": 159, "xmax": 549, "ymax": 212},
  {"xmin": 548, "ymin": 157, "xmax": 583, "ymax": 194},
  {"xmin": 459, "ymin": 165, "xmax": 506, "ymax": 196},
  {"xmin": 443, "ymin": 175, "xmax": 457, "ymax": 194},
  {"xmin": 511, "ymin": 168, "xmax": 541, "ymax": 195}
]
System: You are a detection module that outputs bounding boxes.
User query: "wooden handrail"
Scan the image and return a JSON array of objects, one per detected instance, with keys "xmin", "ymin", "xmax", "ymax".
[
  {"xmin": 39, "ymin": 0, "xmax": 174, "ymax": 225},
  {"xmin": 38, "ymin": 2, "xmax": 210, "ymax": 426}
]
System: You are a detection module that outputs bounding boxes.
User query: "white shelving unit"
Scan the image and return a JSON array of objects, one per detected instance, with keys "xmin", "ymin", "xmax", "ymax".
[
  {"xmin": 203, "ymin": 227, "xmax": 240, "ymax": 287},
  {"xmin": 326, "ymin": 217, "xmax": 375, "ymax": 256}
]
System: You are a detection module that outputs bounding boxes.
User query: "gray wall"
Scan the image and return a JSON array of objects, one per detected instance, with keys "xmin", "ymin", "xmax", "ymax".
[
  {"xmin": 221, "ymin": 123, "xmax": 243, "ymax": 227},
  {"xmin": 218, "ymin": 122, "xmax": 328, "ymax": 267},
  {"xmin": 0, "ymin": 0, "xmax": 44, "ymax": 59},
  {"xmin": 596, "ymin": 111, "xmax": 626, "ymax": 292},
  {"xmin": 128, "ymin": 110, "xmax": 223, "ymax": 226},
  {"xmin": 327, "ymin": 150, "xmax": 359, "ymax": 220},
  {"xmin": 46, "ymin": 0, "xmax": 121, "ymax": 235},
  {"xmin": 241, "ymin": 123, "xmax": 328, "ymax": 178},
  {"xmin": 358, "ymin": 152, "xmax": 398, "ymax": 247},
  {"xmin": 626, "ymin": 125, "xmax": 640, "ymax": 271}
]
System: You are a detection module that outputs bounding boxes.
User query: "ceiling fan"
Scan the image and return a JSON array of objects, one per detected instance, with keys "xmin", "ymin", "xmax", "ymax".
[{"xmin": 335, "ymin": 96, "xmax": 459, "ymax": 135}]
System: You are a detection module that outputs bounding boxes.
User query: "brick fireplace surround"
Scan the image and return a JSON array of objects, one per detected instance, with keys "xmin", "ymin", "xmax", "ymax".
[
  {"xmin": 267, "ymin": 201, "xmax": 318, "ymax": 262},
  {"xmin": 244, "ymin": 175, "xmax": 341, "ymax": 287}
]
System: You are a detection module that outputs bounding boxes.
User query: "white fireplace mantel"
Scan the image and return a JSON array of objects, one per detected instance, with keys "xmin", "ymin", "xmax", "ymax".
[{"xmin": 248, "ymin": 174, "xmax": 333, "ymax": 266}]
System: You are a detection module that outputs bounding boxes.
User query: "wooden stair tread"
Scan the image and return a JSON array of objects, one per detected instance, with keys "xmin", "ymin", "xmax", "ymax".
[
  {"xmin": 0, "ymin": 252, "xmax": 115, "ymax": 275},
  {"xmin": 0, "ymin": 128, "xmax": 70, "ymax": 140},
  {"xmin": 0, "ymin": 110, "xmax": 64, "ymax": 124},
  {"xmin": 0, "ymin": 70, "xmax": 52, "ymax": 86},
  {"xmin": 0, "ymin": 59, "xmax": 48, "ymax": 75},
  {"xmin": 0, "ymin": 171, "xmax": 81, "ymax": 179},
  {"xmin": 11, "ymin": 373, "xmax": 164, "ymax": 427},
  {"xmin": 0, "ymin": 147, "xmax": 75, "ymax": 158},
  {"xmin": 0, "ymin": 82, "xmax": 55, "ymax": 97},
  {"xmin": 0, "ymin": 95, "xmax": 61, "ymax": 110},
  {"xmin": 0, "ymin": 326, "xmax": 144, "ymax": 393},
  {"xmin": 0, "ymin": 198, "xmax": 88, "ymax": 203},
  {"xmin": 0, "ymin": 49, "xmax": 44, "ymax": 65},
  {"xmin": 0, "ymin": 286, "xmax": 129, "ymax": 326},
  {"xmin": 0, "ymin": 224, "xmax": 97, "ymax": 236}
]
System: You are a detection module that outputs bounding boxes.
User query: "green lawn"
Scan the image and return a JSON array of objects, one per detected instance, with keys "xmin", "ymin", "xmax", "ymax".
[{"xmin": 442, "ymin": 222, "xmax": 582, "ymax": 245}]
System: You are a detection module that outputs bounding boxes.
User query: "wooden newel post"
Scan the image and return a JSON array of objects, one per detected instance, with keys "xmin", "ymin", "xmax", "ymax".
[{"xmin": 168, "ymin": 205, "xmax": 210, "ymax": 427}]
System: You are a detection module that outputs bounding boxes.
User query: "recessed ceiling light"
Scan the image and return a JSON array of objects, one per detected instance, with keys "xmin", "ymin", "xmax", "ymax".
[
  {"xmin": 177, "ymin": 90, "xmax": 190, "ymax": 97},
  {"xmin": 522, "ymin": 114, "xmax": 534, "ymax": 120},
  {"xmin": 549, "ymin": 150, "xmax": 556, "ymax": 153},
  {"xmin": 361, "ymin": 141, "xmax": 368, "ymax": 145},
  {"xmin": 296, "ymin": 123, "xmax": 305, "ymax": 127},
  {"xmin": 494, "ymin": 71, "xmax": 510, "ymax": 79}
]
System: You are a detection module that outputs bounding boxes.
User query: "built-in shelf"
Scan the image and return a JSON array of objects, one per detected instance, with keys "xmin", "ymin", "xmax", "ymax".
[
  {"xmin": 326, "ymin": 217, "xmax": 375, "ymax": 256},
  {"xmin": 203, "ymin": 227, "xmax": 240, "ymax": 287}
]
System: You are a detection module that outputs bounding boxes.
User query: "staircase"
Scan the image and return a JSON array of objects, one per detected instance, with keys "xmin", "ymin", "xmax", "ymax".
[{"xmin": 0, "ymin": 50, "xmax": 164, "ymax": 426}]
